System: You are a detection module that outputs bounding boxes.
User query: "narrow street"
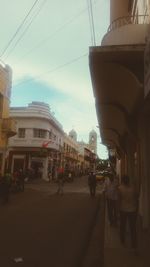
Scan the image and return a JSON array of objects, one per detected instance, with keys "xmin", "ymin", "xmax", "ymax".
[{"xmin": 0, "ymin": 176, "xmax": 105, "ymax": 267}]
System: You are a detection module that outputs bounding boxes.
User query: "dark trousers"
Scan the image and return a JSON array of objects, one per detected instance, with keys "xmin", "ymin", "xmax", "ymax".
[
  {"xmin": 0, "ymin": 183, "xmax": 9, "ymax": 203},
  {"xmin": 107, "ymin": 198, "xmax": 117, "ymax": 225},
  {"xmin": 120, "ymin": 211, "xmax": 137, "ymax": 248},
  {"xmin": 89, "ymin": 185, "xmax": 96, "ymax": 197}
]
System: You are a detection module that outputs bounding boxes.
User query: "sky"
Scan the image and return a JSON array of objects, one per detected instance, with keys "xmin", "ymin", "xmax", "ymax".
[{"xmin": 0, "ymin": 0, "xmax": 110, "ymax": 159}]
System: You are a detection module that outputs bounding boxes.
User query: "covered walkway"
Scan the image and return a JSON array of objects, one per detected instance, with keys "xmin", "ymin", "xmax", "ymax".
[{"xmin": 104, "ymin": 213, "xmax": 150, "ymax": 267}]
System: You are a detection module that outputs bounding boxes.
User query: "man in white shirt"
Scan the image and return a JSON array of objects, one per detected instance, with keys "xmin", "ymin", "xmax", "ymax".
[
  {"xmin": 118, "ymin": 175, "xmax": 138, "ymax": 249},
  {"xmin": 104, "ymin": 174, "xmax": 118, "ymax": 226}
]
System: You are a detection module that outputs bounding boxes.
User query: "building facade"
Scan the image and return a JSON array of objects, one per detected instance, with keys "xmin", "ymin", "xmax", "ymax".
[
  {"xmin": 0, "ymin": 63, "xmax": 16, "ymax": 175},
  {"xmin": 8, "ymin": 102, "xmax": 64, "ymax": 180},
  {"xmin": 63, "ymin": 133, "xmax": 80, "ymax": 176},
  {"xmin": 89, "ymin": 0, "xmax": 150, "ymax": 233},
  {"xmin": 7, "ymin": 102, "xmax": 95, "ymax": 180}
]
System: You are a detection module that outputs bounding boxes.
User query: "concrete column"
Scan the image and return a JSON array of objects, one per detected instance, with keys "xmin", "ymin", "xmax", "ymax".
[
  {"xmin": 1, "ymin": 151, "xmax": 6, "ymax": 174},
  {"xmin": 139, "ymin": 116, "xmax": 150, "ymax": 228},
  {"xmin": 42, "ymin": 157, "xmax": 48, "ymax": 181},
  {"xmin": 110, "ymin": 0, "xmax": 129, "ymax": 24},
  {"xmin": 126, "ymin": 134, "xmax": 136, "ymax": 183}
]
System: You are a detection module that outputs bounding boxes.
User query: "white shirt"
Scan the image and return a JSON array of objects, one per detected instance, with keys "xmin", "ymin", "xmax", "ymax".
[
  {"xmin": 104, "ymin": 177, "xmax": 118, "ymax": 200},
  {"xmin": 118, "ymin": 184, "xmax": 137, "ymax": 212}
]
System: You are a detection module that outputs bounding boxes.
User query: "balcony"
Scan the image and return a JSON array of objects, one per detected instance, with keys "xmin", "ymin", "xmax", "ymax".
[
  {"xmin": 1, "ymin": 118, "xmax": 17, "ymax": 137},
  {"xmin": 102, "ymin": 15, "xmax": 149, "ymax": 46}
]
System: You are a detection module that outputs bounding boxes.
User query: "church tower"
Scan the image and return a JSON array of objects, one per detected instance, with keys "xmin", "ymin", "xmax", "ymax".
[
  {"xmin": 89, "ymin": 130, "xmax": 97, "ymax": 154},
  {"xmin": 69, "ymin": 129, "xmax": 77, "ymax": 142}
]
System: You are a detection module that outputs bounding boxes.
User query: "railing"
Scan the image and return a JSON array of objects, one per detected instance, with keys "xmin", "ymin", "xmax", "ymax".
[{"xmin": 107, "ymin": 15, "xmax": 149, "ymax": 33}]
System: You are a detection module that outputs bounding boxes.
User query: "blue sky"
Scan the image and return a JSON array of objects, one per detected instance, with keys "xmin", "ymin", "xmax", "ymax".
[{"xmin": 1, "ymin": 0, "xmax": 110, "ymax": 158}]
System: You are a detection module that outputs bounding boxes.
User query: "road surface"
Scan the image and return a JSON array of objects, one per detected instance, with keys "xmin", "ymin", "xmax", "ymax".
[{"xmin": 0, "ymin": 176, "xmax": 105, "ymax": 267}]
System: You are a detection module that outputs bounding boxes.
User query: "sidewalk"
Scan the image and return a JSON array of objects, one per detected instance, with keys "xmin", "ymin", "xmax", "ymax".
[{"xmin": 104, "ymin": 213, "xmax": 150, "ymax": 267}]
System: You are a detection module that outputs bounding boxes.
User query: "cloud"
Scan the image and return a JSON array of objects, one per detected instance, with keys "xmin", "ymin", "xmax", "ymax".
[
  {"xmin": 11, "ymin": 57, "xmax": 95, "ymax": 105},
  {"xmin": 2, "ymin": 0, "xmax": 109, "ymax": 159}
]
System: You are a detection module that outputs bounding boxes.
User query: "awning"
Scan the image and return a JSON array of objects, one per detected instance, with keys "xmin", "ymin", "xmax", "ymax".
[
  {"xmin": 100, "ymin": 128, "xmax": 120, "ymax": 147},
  {"xmin": 90, "ymin": 44, "xmax": 144, "ymax": 148}
]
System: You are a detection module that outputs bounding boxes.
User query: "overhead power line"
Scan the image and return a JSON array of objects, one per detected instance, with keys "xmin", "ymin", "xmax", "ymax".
[
  {"xmin": 3, "ymin": 0, "xmax": 48, "ymax": 60},
  {"xmin": 13, "ymin": 53, "xmax": 87, "ymax": 88},
  {"xmin": 13, "ymin": 7, "xmax": 89, "ymax": 63},
  {"xmin": 1, "ymin": 0, "xmax": 98, "ymax": 83},
  {"xmin": 87, "ymin": 0, "xmax": 96, "ymax": 46},
  {"xmin": 87, "ymin": 0, "xmax": 94, "ymax": 45},
  {"xmin": 6, "ymin": 0, "xmax": 98, "ymax": 63},
  {"xmin": 0, "ymin": 0, "xmax": 40, "ymax": 58},
  {"xmin": 89, "ymin": 0, "xmax": 96, "ymax": 45}
]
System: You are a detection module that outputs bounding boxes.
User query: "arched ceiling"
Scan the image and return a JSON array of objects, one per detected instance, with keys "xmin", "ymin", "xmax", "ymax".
[
  {"xmin": 92, "ymin": 62, "xmax": 143, "ymax": 114},
  {"xmin": 100, "ymin": 128, "xmax": 120, "ymax": 147},
  {"xmin": 97, "ymin": 104, "xmax": 128, "ymax": 136},
  {"xmin": 90, "ymin": 44, "xmax": 144, "ymax": 151}
]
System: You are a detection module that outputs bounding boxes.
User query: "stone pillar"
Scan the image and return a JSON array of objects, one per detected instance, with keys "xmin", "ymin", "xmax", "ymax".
[
  {"xmin": 126, "ymin": 134, "xmax": 136, "ymax": 183},
  {"xmin": 1, "ymin": 151, "xmax": 6, "ymax": 174},
  {"xmin": 110, "ymin": 0, "xmax": 129, "ymax": 24},
  {"xmin": 42, "ymin": 157, "xmax": 48, "ymax": 181},
  {"xmin": 139, "ymin": 116, "xmax": 150, "ymax": 228}
]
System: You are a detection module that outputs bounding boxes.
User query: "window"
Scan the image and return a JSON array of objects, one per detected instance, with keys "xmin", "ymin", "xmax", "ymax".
[
  {"xmin": 33, "ymin": 129, "xmax": 47, "ymax": 138},
  {"xmin": 18, "ymin": 128, "xmax": 25, "ymax": 138},
  {"xmin": 49, "ymin": 130, "xmax": 52, "ymax": 139}
]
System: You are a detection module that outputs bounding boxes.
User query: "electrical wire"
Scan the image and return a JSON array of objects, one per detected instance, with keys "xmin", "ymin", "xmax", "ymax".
[
  {"xmin": 87, "ymin": 0, "xmax": 96, "ymax": 46},
  {"xmin": 1, "ymin": 4, "xmax": 86, "ymax": 83},
  {"xmin": 87, "ymin": 0, "xmax": 94, "ymax": 45},
  {"xmin": 13, "ymin": 7, "xmax": 89, "ymax": 63},
  {"xmin": 0, "ymin": 0, "xmax": 41, "ymax": 58},
  {"xmin": 13, "ymin": 53, "xmax": 87, "ymax": 88},
  {"xmin": 3, "ymin": 0, "xmax": 48, "ymax": 61},
  {"xmin": 1, "ymin": 0, "xmax": 98, "ymax": 83},
  {"xmin": 89, "ymin": 0, "xmax": 96, "ymax": 45},
  {"xmin": 8, "ymin": 0, "xmax": 98, "ymax": 63}
]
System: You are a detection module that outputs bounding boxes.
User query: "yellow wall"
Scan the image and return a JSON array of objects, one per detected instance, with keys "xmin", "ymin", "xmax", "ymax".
[{"xmin": 0, "ymin": 64, "xmax": 12, "ymax": 173}]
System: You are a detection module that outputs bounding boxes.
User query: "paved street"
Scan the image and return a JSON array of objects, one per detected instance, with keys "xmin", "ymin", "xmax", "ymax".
[{"xmin": 0, "ymin": 176, "xmax": 105, "ymax": 267}]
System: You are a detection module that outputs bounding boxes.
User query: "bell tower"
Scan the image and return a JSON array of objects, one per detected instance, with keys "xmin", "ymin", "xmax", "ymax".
[{"xmin": 89, "ymin": 130, "xmax": 97, "ymax": 154}]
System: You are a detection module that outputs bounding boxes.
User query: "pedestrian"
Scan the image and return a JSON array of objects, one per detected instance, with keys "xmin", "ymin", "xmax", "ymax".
[
  {"xmin": 88, "ymin": 171, "xmax": 97, "ymax": 197},
  {"xmin": 104, "ymin": 174, "xmax": 118, "ymax": 226},
  {"xmin": 1, "ymin": 170, "xmax": 12, "ymax": 203},
  {"xmin": 56, "ymin": 166, "xmax": 64, "ymax": 195},
  {"xmin": 17, "ymin": 169, "xmax": 25, "ymax": 192},
  {"xmin": 52, "ymin": 165, "xmax": 56, "ymax": 181},
  {"xmin": 118, "ymin": 175, "xmax": 138, "ymax": 250},
  {"xmin": 48, "ymin": 168, "xmax": 52, "ymax": 182}
]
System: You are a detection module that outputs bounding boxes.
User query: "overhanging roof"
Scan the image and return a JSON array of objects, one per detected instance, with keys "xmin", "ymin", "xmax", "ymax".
[{"xmin": 89, "ymin": 44, "xmax": 145, "ymax": 148}]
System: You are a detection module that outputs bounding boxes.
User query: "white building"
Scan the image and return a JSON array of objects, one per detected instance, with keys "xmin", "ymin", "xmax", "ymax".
[{"xmin": 8, "ymin": 102, "xmax": 64, "ymax": 180}]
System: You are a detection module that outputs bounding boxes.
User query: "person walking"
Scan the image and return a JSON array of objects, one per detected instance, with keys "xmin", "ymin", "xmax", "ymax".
[
  {"xmin": 56, "ymin": 166, "xmax": 64, "ymax": 195},
  {"xmin": 18, "ymin": 169, "xmax": 25, "ymax": 192},
  {"xmin": 118, "ymin": 175, "xmax": 138, "ymax": 250},
  {"xmin": 1, "ymin": 170, "xmax": 12, "ymax": 203},
  {"xmin": 104, "ymin": 174, "xmax": 118, "ymax": 226},
  {"xmin": 88, "ymin": 171, "xmax": 97, "ymax": 197}
]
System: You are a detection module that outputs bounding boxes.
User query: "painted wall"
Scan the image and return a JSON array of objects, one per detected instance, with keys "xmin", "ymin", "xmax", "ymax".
[
  {"xmin": 0, "ymin": 64, "xmax": 12, "ymax": 174},
  {"xmin": 110, "ymin": 0, "xmax": 129, "ymax": 24},
  {"xmin": 102, "ymin": 24, "xmax": 148, "ymax": 46}
]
